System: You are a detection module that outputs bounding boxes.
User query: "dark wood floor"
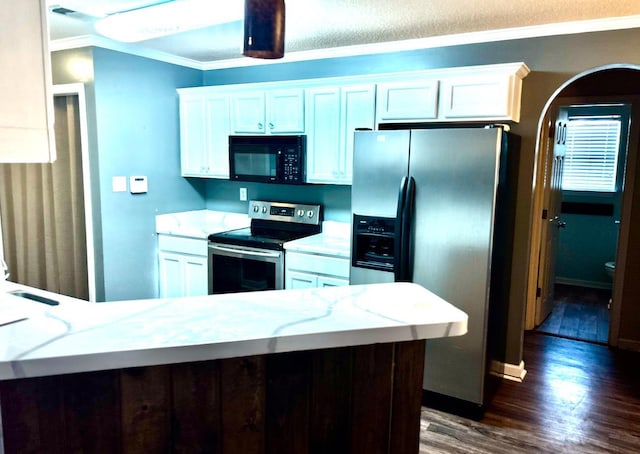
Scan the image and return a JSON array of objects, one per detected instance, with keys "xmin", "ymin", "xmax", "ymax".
[
  {"xmin": 537, "ymin": 284, "xmax": 611, "ymax": 344},
  {"xmin": 420, "ymin": 332, "xmax": 640, "ymax": 453}
]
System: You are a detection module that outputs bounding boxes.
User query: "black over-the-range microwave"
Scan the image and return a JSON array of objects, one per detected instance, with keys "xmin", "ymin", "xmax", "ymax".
[{"xmin": 228, "ymin": 135, "xmax": 306, "ymax": 184}]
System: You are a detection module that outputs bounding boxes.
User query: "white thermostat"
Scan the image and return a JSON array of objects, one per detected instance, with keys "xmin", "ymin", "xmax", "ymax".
[{"xmin": 129, "ymin": 176, "xmax": 148, "ymax": 194}]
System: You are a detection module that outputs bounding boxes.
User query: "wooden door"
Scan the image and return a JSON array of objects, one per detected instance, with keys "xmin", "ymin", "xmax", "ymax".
[{"xmin": 535, "ymin": 107, "xmax": 567, "ymax": 326}]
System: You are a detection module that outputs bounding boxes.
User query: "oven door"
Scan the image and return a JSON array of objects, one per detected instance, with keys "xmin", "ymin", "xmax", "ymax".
[{"xmin": 208, "ymin": 243, "xmax": 284, "ymax": 294}]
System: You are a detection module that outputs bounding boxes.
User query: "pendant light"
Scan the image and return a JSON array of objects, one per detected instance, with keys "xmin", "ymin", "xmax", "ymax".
[{"xmin": 243, "ymin": 0, "xmax": 285, "ymax": 59}]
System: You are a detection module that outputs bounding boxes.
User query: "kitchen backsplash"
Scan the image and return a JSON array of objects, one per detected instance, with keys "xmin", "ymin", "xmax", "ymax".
[{"xmin": 203, "ymin": 179, "xmax": 352, "ymax": 223}]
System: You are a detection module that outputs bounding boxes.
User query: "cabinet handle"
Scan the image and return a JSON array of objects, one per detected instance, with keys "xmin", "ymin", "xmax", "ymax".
[
  {"xmin": 258, "ymin": 122, "xmax": 264, "ymax": 130},
  {"xmin": 269, "ymin": 122, "xmax": 274, "ymax": 130}
]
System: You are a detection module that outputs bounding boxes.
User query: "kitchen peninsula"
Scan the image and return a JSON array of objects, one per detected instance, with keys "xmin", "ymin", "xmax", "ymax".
[{"xmin": 0, "ymin": 281, "xmax": 467, "ymax": 454}]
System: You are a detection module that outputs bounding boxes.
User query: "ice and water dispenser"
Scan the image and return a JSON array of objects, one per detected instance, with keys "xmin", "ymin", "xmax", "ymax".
[{"xmin": 351, "ymin": 215, "xmax": 397, "ymax": 272}]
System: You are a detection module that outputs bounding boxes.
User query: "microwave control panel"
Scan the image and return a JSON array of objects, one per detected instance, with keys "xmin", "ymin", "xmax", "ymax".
[{"xmin": 281, "ymin": 148, "xmax": 304, "ymax": 183}]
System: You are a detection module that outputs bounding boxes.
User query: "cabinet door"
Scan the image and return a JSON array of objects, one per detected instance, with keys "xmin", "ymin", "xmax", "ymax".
[
  {"xmin": 267, "ymin": 89, "xmax": 305, "ymax": 133},
  {"xmin": 340, "ymin": 85, "xmax": 375, "ymax": 184},
  {"xmin": 0, "ymin": 0, "xmax": 55, "ymax": 163},
  {"xmin": 204, "ymin": 94, "xmax": 231, "ymax": 178},
  {"xmin": 158, "ymin": 251, "xmax": 186, "ymax": 298},
  {"xmin": 306, "ymin": 87, "xmax": 341, "ymax": 184},
  {"xmin": 183, "ymin": 255, "xmax": 209, "ymax": 297},
  {"xmin": 232, "ymin": 92, "xmax": 266, "ymax": 133},
  {"xmin": 317, "ymin": 276, "xmax": 349, "ymax": 288},
  {"xmin": 376, "ymin": 80, "xmax": 439, "ymax": 123},
  {"xmin": 440, "ymin": 75, "xmax": 513, "ymax": 119},
  {"xmin": 285, "ymin": 270, "xmax": 318, "ymax": 289},
  {"xmin": 179, "ymin": 95, "xmax": 208, "ymax": 176}
]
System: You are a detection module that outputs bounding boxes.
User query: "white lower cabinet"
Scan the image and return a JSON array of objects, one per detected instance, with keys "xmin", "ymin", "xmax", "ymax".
[
  {"xmin": 285, "ymin": 251, "xmax": 350, "ymax": 289},
  {"xmin": 158, "ymin": 235, "xmax": 208, "ymax": 298}
]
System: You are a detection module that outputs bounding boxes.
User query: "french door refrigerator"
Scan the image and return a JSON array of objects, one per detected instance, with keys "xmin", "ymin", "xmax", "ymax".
[{"xmin": 350, "ymin": 127, "xmax": 518, "ymax": 411}]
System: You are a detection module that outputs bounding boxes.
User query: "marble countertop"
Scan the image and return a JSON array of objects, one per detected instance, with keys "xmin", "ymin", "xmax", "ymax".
[
  {"xmin": 0, "ymin": 281, "xmax": 467, "ymax": 381},
  {"xmin": 155, "ymin": 210, "xmax": 250, "ymax": 239},
  {"xmin": 284, "ymin": 221, "xmax": 351, "ymax": 258}
]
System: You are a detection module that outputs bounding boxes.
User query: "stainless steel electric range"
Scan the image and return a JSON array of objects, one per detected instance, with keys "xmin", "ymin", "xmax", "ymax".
[{"xmin": 207, "ymin": 200, "xmax": 322, "ymax": 294}]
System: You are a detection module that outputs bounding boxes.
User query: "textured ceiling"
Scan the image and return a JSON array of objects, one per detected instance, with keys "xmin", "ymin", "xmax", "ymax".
[{"xmin": 48, "ymin": 0, "xmax": 640, "ymax": 64}]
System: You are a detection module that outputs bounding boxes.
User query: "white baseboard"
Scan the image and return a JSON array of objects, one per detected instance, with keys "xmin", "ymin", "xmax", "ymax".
[
  {"xmin": 490, "ymin": 360, "xmax": 527, "ymax": 382},
  {"xmin": 555, "ymin": 277, "xmax": 612, "ymax": 290}
]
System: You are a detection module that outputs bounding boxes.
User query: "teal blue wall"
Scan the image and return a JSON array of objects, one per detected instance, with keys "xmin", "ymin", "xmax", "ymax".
[
  {"xmin": 91, "ymin": 48, "xmax": 205, "ymax": 301},
  {"xmin": 52, "ymin": 48, "xmax": 205, "ymax": 301},
  {"xmin": 203, "ymin": 180, "xmax": 351, "ymax": 222},
  {"xmin": 556, "ymin": 195, "xmax": 618, "ymax": 289}
]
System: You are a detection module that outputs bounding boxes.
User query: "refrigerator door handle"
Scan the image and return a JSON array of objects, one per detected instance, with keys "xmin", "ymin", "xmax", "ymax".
[
  {"xmin": 399, "ymin": 176, "xmax": 415, "ymax": 281},
  {"xmin": 394, "ymin": 176, "xmax": 411, "ymax": 282}
]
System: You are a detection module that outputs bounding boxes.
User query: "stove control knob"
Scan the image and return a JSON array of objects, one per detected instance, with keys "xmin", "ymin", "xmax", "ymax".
[
  {"xmin": 297, "ymin": 209, "xmax": 305, "ymax": 217},
  {"xmin": 262, "ymin": 206, "xmax": 268, "ymax": 214},
  {"xmin": 307, "ymin": 210, "xmax": 314, "ymax": 218},
  {"xmin": 253, "ymin": 205, "xmax": 259, "ymax": 213}
]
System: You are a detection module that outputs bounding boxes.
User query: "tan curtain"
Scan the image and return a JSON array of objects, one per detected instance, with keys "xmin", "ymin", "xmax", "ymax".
[{"xmin": 0, "ymin": 95, "xmax": 88, "ymax": 300}]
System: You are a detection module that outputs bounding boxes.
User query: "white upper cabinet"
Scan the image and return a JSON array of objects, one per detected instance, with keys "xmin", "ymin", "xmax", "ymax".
[
  {"xmin": 340, "ymin": 85, "xmax": 376, "ymax": 183},
  {"xmin": 231, "ymin": 91, "xmax": 266, "ymax": 133},
  {"xmin": 306, "ymin": 84, "xmax": 375, "ymax": 185},
  {"xmin": 306, "ymin": 87, "xmax": 341, "ymax": 184},
  {"xmin": 375, "ymin": 79, "xmax": 439, "ymax": 123},
  {"xmin": 177, "ymin": 62, "xmax": 529, "ymax": 183},
  {"xmin": 179, "ymin": 91, "xmax": 230, "ymax": 178},
  {"xmin": 0, "ymin": 0, "xmax": 55, "ymax": 163},
  {"xmin": 232, "ymin": 88, "xmax": 305, "ymax": 134},
  {"xmin": 440, "ymin": 67, "xmax": 528, "ymax": 121}
]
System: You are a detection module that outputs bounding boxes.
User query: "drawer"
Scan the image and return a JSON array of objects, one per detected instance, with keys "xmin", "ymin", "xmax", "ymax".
[
  {"xmin": 158, "ymin": 234, "xmax": 208, "ymax": 256},
  {"xmin": 286, "ymin": 252, "xmax": 350, "ymax": 279}
]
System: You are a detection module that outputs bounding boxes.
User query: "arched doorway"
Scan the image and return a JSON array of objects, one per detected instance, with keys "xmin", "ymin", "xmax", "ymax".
[{"xmin": 526, "ymin": 65, "xmax": 640, "ymax": 349}]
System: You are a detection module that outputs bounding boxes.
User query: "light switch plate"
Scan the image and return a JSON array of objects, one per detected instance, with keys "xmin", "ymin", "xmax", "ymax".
[
  {"xmin": 112, "ymin": 176, "xmax": 127, "ymax": 192},
  {"xmin": 130, "ymin": 176, "xmax": 148, "ymax": 194}
]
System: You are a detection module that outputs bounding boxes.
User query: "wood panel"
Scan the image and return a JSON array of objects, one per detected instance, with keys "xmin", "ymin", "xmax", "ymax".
[
  {"xmin": 265, "ymin": 351, "xmax": 311, "ymax": 454},
  {"xmin": 308, "ymin": 347, "xmax": 353, "ymax": 454},
  {"xmin": 120, "ymin": 365, "xmax": 171, "ymax": 452},
  {"xmin": 350, "ymin": 343, "xmax": 394, "ymax": 453},
  {"xmin": 391, "ymin": 340, "xmax": 426, "ymax": 454},
  {"xmin": 219, "ymin": 356, "xmax": 266, "ymax": 454},
  {"xmin": 0, "ymin": 375, "xmax": 63, "ymax": 453},
  {"xmin": 0, "ymin": 341, "xmax": 426, "ymax": 453},
  {"xmin": 172, "ymin": 361, "xmax": 222, "ymax": 453},
  {"xmin": 60, "ymin": 370, "xmax": 120, "ymax": 453}
]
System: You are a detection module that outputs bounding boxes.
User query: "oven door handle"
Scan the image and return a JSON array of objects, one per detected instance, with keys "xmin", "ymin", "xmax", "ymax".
[{"xmin": 209, "ymin": 244, "xmax": 282, "ymax": 259}]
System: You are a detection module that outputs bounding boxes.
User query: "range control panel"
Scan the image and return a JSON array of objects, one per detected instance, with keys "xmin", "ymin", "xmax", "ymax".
[{"xmin": 249, "ymin": 200, "xmax": 321, "ymax": 225}]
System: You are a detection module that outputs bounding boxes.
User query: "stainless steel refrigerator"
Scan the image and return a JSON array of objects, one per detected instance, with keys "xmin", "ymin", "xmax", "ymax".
[{"xmin": 350, "ymin": 127, "xmax": 517, "ymax": 411}]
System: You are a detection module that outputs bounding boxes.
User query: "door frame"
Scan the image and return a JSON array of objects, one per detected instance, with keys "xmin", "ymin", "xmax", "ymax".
[
  {"xmin": 525, "ymin": 64, "xmax": 640, "ymax": 347},
  {"xmin": 52, "ymin": 83, "xmax": 96, "ymax": 302}
]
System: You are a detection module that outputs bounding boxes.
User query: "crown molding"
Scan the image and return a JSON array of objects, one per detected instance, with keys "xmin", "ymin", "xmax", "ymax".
[
  {"xmin": 49, "ymin": 34, "xmax": 206, "ymax": 70},
  {"xmin": 49, "ymin": 14, "xmax": 640, "ymax": 72}
]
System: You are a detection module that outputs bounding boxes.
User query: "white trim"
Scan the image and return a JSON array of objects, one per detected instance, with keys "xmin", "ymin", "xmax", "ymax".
[
  {"xmin": 554, "ymin": 276, "xmax": 613, "ymax": 290},
  {"xmin": 50, "ymin": 14, "xmax": 640, "ymax": 70},
  {"xmin": 49, "ymin": 35, "xmax": 205, "ymax": 70},
  {"xmin": 490, "ymin": 360, "xmax": 527, "ymax": 382},
  {"xmin": 52, "ymin": 83, "xmax": 97, "ymax": 303}
]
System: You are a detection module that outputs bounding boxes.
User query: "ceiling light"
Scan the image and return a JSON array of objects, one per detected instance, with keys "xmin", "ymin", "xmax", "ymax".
[
  {"xmin": 243, "ymin": 0, "xmax": 285, "ymax": 59},
  {"xmin": 94, "ymin": 0, "xmax": 243, "ymax": 43}
]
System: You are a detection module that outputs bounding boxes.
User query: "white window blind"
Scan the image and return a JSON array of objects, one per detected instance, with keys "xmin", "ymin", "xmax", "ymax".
[{"xmin": 561, "ymin": 117, "xmax": 621, "ymax": 192}]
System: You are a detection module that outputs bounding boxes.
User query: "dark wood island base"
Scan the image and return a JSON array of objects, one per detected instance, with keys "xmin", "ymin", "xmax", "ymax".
[{"xmin": 1, "ymin": 340, "xmax": 425, "ymax": 454}]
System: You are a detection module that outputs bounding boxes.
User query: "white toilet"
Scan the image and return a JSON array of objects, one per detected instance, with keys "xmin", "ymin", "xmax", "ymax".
[{"xmin": 604, "ymin": 261, "xmax": 616, "ymax": 279}]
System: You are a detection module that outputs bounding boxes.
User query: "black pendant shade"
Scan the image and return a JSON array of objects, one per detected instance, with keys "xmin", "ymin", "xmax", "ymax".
[{"xmin": 243, "ymin": 0, "xmax": 285, "ymax": 59}]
